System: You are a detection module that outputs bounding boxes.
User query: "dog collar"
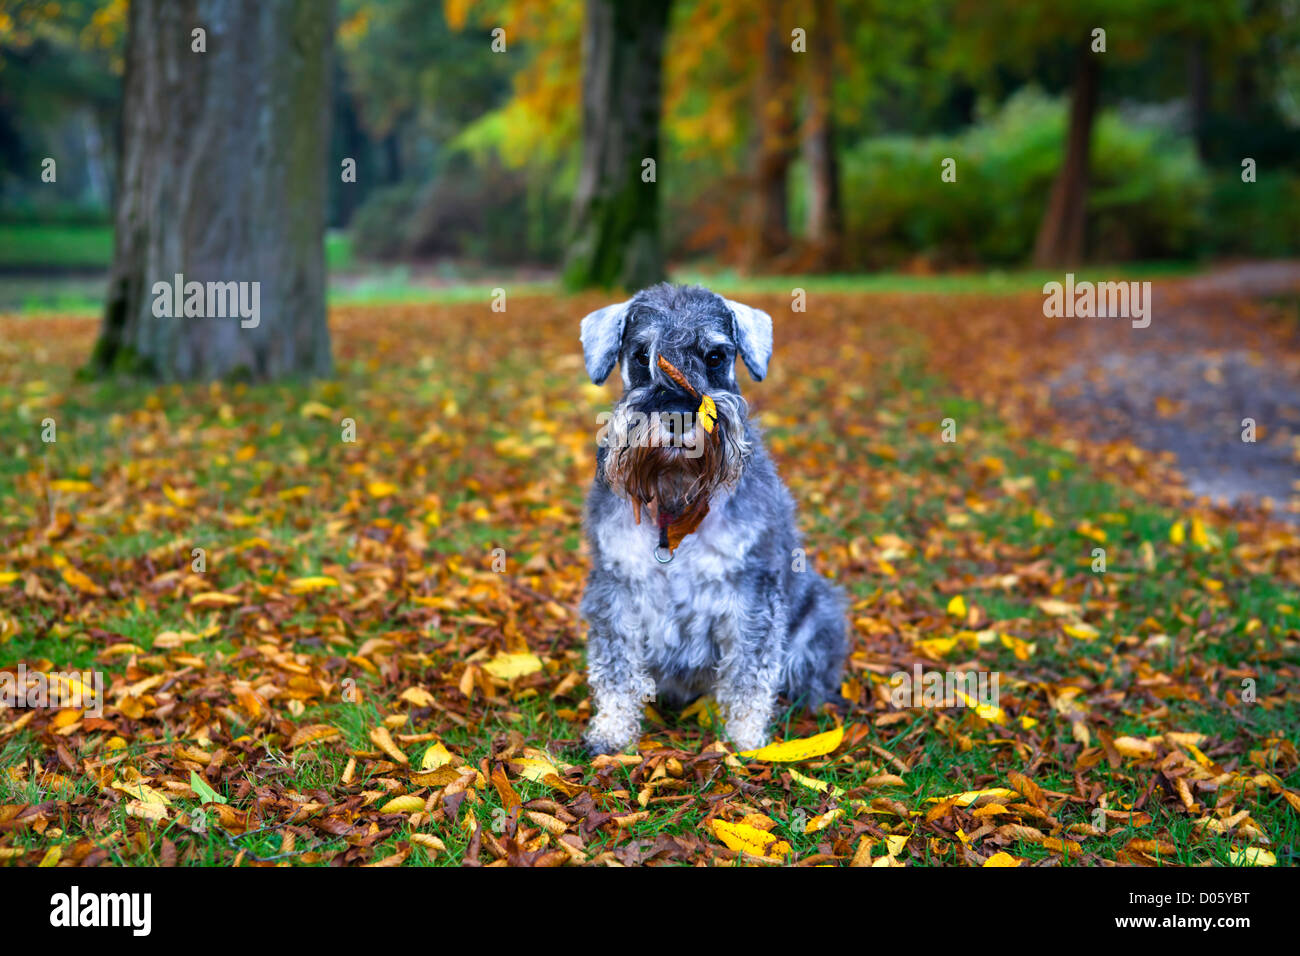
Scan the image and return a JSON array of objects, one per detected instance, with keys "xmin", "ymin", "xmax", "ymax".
[{"xmin": 651, "ymin": 501, "xmax": 710, "ymax": 563}]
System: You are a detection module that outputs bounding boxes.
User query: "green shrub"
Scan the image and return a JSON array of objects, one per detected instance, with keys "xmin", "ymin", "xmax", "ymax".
[
  {"xmin": 349, "ymin": 184, "xmax": 423, "ymax": 261},
  {"xmin": 1203, "ymin": 171, "xmax": 1300, "ymax": 257},
  {"xmin": 834, "ymin": 89, "xmax": 1218, "ymax": 268}
]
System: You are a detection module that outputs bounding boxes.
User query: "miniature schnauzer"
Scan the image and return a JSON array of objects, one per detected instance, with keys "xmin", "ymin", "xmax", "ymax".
[{"xmin": 578, "ymin": 283, "xmax": 848, "ymax": 754}]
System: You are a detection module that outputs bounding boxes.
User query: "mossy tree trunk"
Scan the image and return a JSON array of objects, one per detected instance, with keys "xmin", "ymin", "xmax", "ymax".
[
  {"xmin": 92, "ymin": 0, "xmax": 334, "ymax": 381},
  {"xmin": 563, "ymin": 0, "xmax": 671, "ymax": 291}
]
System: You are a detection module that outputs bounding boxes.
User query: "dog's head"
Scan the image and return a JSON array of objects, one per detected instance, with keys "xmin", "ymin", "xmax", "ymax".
[{"xmin": 580, "ymin": 283, "xmax": 772, "ymax": 521}]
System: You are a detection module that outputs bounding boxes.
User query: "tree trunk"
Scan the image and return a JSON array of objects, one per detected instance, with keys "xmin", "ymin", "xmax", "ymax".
[
  {"xmin": 747, "ymin": 0, "xmax": 797, "ymax": 269},
  {"xmin": 563, "ymin": 0, "xmax": 671, "ymax": 291},
  {"xmin": 92, "ymin": 0, "xmax": 334, "ymax": 381},
  {"xmin": 802, "ymin": 0, "xmax": 842, "ymax": 270},
  {"xmin": 1187, "ymin": 36, "xmax": 1211, "ymax": 162},
  {"xmin": 1032, "ymin": 38, "xmax": 1100, "ymax": 268}
]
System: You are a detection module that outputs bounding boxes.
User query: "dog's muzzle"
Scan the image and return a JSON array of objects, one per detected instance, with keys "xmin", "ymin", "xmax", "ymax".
[{"xmin": 601, "ymin": 387, "xmax": 751, "ymax": 561}]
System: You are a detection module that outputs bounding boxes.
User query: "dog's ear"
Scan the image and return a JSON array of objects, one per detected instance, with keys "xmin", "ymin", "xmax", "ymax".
[
  {"xmin": 579, "ymin": 300, "xmax": 631, "ymax": 385},
  {"xmin": 724, "ymin": 300, "xmax": 773, "ymax": 381}
]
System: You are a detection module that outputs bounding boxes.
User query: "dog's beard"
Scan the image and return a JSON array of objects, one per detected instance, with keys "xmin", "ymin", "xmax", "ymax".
[{"xmin": 602, "ymin": 388, "xmax": 750, "ymax": 521}]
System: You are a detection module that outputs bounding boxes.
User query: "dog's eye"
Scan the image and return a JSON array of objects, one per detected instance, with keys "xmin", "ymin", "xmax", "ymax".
[
  {"xmin": 705, "ymin": 348, "xmax": 726, "ymax": 369},
  {"xmin": 633, "ymin": 347, "xmax": 650, "ymax": 368}
]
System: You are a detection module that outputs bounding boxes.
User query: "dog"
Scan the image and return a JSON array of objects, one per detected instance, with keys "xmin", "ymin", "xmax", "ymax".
[{"xmin": 577, "ymin": 283, "xmax": 849, "ymax": 754}]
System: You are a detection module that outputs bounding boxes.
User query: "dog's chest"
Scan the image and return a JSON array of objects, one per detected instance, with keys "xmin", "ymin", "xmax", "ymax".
[{"xmin": 592, "ymin": 501, "xmax": 753, "ymax": 670}]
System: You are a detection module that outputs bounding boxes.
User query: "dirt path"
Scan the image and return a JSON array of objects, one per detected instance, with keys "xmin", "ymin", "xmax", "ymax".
[{"xmin": 1048, "ymin": 261, "xmax": 1300, "ymax": 518}]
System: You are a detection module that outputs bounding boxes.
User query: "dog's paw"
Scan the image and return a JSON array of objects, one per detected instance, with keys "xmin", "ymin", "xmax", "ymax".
[
  {"xmin": 581, "ymin": 717, "xmax": 637, "ymax": 758},
  {"xmin": 581, "ymin": 730, "xmax": 624, "ymax": 759},
  {"xmin": 725, "ymin": 719, "xmax": 770, "ymax": 754}
]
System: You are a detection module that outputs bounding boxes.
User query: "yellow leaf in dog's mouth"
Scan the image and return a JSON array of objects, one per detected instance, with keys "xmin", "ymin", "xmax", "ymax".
[{"xmin": 697, "ymin": 394, "xmax": 717, "ymax": 434}]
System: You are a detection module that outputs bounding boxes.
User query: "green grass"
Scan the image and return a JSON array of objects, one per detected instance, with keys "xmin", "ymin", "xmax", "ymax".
[
  {"xmin": 0, "ymin": 223, "xmax": 114, "ymax": 270},
  {"xmin": 0, "ymin": 221, "xmax": 1206, "ymax": 318}
]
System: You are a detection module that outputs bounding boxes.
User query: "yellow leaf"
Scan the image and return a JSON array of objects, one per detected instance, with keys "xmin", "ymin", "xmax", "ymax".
[
  {"xmin": 697, "ymin": 394, "xmax": 717, "ymax": 434},
  {"xmin": 1169, "ymin": 520, "xmax": 1185, "ymax": 545},
  {"xmin": 410, "ymin": 833, "xmax": 447, "ymax": 854},
  {"xmin": 983, "ymin": 851, "xmax": 1022, "ymax": 867},
  {"xmin": 1000, "ymin": 633, "xmax": 1036, "ymax": 660},
  {"xmin": 162, "ymin": 483, "xmax": 194, "ymax": 507},
  {"xmin": 1113, "ymin": 736, "xmax": 1157, "ymax": 758},
  {"xmin": 482, "ymin": 652, "xmax": 543, "ymax": 680},
  {"xmin": 709, "ymin": 819, "xmax": 790, "ymax": 858},
  {"xmin": 189, "ymin": 591, "xmax": 240, "ymax": 607},
  {"xmin": 98, "ymin": 644, "xmax": 144, "ymax": 659},
  {"xmin": 788, "ymin": 767, "xmax": 845, "ymax": 798},
  {"xmin": 38, "ymin": 846, "xmax": 62, "ymax": 867},
  {"xmin": 804, "ymin": 808, "xmax": 845, "ymax": 833},
  {"xmin": 1062, "ymin": 622, "xmax": 1099, "ymax": 641},
  {"xmin": 512, "ymin": 755, "xmax": 560, "ymax": 783},
  {"xmin": 884, "ymin": 834, "xmax": 909, "ymax": 857},
  {"xmin": 1036, "ymin": 598, "xmax": 1078, "ymax": 617},
  {"xmin": 1227, "ymin": 847, "xmax": 1276, "ymax": 867},
  {"xmin": 367, "ymin": 480, "xmax": 399, "ymax": 498},
  {"xmin": 400, "ymin": 687, "xmax": 437, "ymax": 707},
  {"xmin": 125, "ymin": 799, "xmax": 168, "ymax": 822},
  {"xmin": 49, "ymin": 479, "xmax": 95, "ymax": 493},
  {"xmin": 289, "ymin": 576, "xmax": 338, "ymax": 592},
  {"xmin": 739, "ymin": 725, "xmax": 845, "ymax": 762},
  {"xmin": 368, "ymin": 726, "xmax": 408, "ymax": 765},
  {"xmin": 915, "ymin": 637, "xmax": 959, "ymax": 658},
  {"xmin": 379, "ymin": 795, "xmax": 425, "ymax": 813},
  {"xmin": 288, "ymin": 724, "xmax": 340, "ymax": 749},
  {"xmin": 111, "ymin": 779, "xmax": 171, "ymax": 805},
  {"xmin": 946, "ymin": 595, "xmax": 967, "ymax": 617},
  {"xmin": 0, "ymin": 572, "xmax": 19, "ymax": 585},
  {"xmin": 952, "ymin": 689, "xmax": 1007, "ymax": 725},
  {"xmin": 420, "ymin": 742, "xmax": 454, "ymax": 771},
  {"xmin": 299, "ymin": 400, "xmax": 334, "ymax": 419},
  {"xmin": 60, "ymin": 566, "xmax": 105, "ymax": 596},
  {"xmin": 933, "ymin": 787, "xmax": 1019, "ymax": 808}
]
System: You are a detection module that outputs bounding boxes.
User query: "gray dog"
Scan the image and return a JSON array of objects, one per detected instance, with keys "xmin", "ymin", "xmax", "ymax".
[{"xmin": 577, "ymin": 283, "xmax": 848, "ymax": 754}]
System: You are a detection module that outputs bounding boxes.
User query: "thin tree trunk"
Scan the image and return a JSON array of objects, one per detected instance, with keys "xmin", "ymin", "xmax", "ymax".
[
  {"xmin": 748, "ymin": 0, "xmax": 797, "ymax": 269},
  {"xmin": 92, "ymin": 0, "xmax": 334, "ymax": 381},
  {"xmin": 803, "ymin": 0, "xmax": 842, "ymax": 270},
  {"xmin": 1032, "ymin": 38, "xmax": 1100, "ymax": 268},
  {"xmin": 1187, "ymin": 36, "xmax": 1211, "ymax": 162},
  {"xmin": 563, "ymin": 0, "xmax": 671, "ymax": 291}
]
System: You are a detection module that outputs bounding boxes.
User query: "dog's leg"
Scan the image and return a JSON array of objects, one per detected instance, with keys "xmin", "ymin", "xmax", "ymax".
[
  {"xmin": 714, "ymin": 594, "xmax": 786, "ymax": 752},
  {"xmin": 583, "ymin": 626, "xmax": 655, "ymax": 755}
]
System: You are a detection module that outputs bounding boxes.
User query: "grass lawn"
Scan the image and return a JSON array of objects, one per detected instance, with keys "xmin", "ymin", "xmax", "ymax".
[
  {"xmin": 0, "ymin": 287, "xmax": 1296, "ymax": 866},
  {"xmin": 0, "ymin": 221, "xmax": 1202, "ymax": 316}
]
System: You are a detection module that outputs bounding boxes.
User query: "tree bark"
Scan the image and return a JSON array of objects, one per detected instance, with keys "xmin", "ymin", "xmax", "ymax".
[
  {"xmin": 747, "ymin": 0, "xmax": 798, "ymax": 269},
  {"xmin": 563, "ymin": 0, "xmax": 671, "ymax": 291},
  {"xmin": 802, "ymin": 0, "xmax": 842, "ymax": 270},
  {"xmin": 92, "ymin": 0, "xmax": 334, "ymax": 381},
  {"xmin": 1032, "ymin": 38, "xmax": 1100, "ymax": 268}
]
